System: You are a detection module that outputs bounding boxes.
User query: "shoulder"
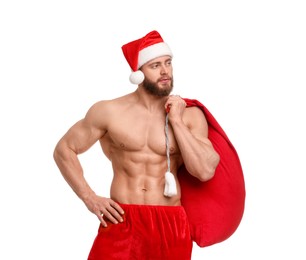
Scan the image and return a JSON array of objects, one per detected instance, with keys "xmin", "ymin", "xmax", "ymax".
[
  {"xmin": 183, "ymin": 106, "xmax": 208, "ymax": 128},
  {"xmin": 183, "ymin": 106, "xmax": 209, "ymax": 137},
  {"xmin": 86, "ymin": 93, "xmax": 129, "ymax": 114},
  {"xmin": 85, "ymin": 100, "xmax": 111, "ymax": 122},
  {"xmin": 84, "ymin": 93, "xmax": 135, "ymax": 124}
]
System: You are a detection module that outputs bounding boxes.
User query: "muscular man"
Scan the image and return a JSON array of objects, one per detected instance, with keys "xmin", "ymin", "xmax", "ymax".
[{"xmin": 53, "ymin": 30, "xmax": 220, "ymax": 259}]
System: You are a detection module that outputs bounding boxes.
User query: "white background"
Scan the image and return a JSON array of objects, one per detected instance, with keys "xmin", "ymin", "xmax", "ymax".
[{"xmin": 1, "ymin": 1, "xmax": 305, "ymax": 259}]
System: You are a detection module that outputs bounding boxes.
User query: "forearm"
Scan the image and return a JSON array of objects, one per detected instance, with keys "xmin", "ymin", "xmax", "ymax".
[
  {"xmin": 53, "ymin": 144, "xmax": 95, "ymax": 201},
  {"xmin": 171, "ymin": 120, "xmax": 220, "ymax": 181}
]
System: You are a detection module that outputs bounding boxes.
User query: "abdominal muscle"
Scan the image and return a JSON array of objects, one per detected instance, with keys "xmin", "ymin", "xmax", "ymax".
[
  {"xmin": 110, "ymin": 172, "xmax": 182, "ymax": 206},
  {"xmin": 108, "ymin": 150, "xmax": 182, "ymax": 206},
  {"xmin": 99, "ymin": 112, "xmax": 183, "ymax": 206}
]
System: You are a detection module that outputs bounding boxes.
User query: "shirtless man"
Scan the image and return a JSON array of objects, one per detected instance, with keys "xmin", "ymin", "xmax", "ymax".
[{"xmin": 53, "ymin": 30, "xmax": 220, "ymax": 259}]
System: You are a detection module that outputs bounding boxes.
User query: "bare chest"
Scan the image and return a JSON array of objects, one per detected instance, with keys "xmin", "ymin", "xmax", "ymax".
[{"xmin": 105, "ymin": 113, "xmax": 178, "ymax": 155}]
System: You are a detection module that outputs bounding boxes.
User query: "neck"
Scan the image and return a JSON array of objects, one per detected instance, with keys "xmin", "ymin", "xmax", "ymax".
[{"xmin": 134, "ymin": 87, "xmax": 168, "ymax": 113}]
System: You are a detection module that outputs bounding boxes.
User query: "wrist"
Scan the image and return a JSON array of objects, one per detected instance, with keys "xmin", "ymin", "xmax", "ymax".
[
  {"xmin": 79, "ymin": 189, "xmax": 96, "ymax": 203},
  {"xmin": 169, "ymin": 117, "xmax": 185, "ymax": 127}
]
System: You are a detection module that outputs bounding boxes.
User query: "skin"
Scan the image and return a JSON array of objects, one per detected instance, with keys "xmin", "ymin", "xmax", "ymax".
[{"xmin": 53, "ymin": 55, "xmax": 220, "ymax": 228}]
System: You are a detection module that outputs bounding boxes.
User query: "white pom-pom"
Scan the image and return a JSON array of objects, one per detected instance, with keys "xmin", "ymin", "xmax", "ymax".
[
  {"xmin": 164, "ymin": 171, "xmax": 177, "ymax": 197},
  {"xmin": 129, "ymin": 70, "xmax": 145, "ymax": 84}
]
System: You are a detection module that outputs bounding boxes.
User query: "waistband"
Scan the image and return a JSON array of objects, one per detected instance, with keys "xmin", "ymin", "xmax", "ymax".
[{"xmin": 118, "ymin": 203, "xmax": 183, "ymax": 210}]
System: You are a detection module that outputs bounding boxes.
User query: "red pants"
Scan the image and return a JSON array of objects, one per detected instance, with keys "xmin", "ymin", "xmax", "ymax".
[{"xmin": 88, "ymin": 204, "xmax": 192, "ymax": 260}]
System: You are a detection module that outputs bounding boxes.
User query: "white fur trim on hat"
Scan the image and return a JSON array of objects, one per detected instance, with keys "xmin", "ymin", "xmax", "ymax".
[{"xmin": 138, "ymin": 42, "xmax": 173, "ymax": 69}]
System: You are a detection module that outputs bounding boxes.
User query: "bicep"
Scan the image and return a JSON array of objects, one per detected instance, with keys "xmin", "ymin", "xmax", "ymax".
[
  {"xmin": 60, "ymin": 120, "xmax": 96, "ymax": 154},
  {"xmin": 62, "ymin": 105, "xmax": 107, "ymax": 154}
]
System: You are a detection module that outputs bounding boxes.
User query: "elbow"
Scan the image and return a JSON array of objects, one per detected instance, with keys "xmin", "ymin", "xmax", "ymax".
[
  {"xmin": 196, "ymin": 152, "xmax": 220, "ymax": 182},
  {"xmin": 187, "ymin": 166, "xmax": 215, "ymax": 182},
  {"xmin": 53, "ymin": 142, "xmax": 66, "ymax": 165},
  {"xmin": 197, "ymin": 169, "xmax": 215, "ymax": 182},
  {"xmin": 53, "ymin": 144, "xmax": 61, "ymax": 165}
]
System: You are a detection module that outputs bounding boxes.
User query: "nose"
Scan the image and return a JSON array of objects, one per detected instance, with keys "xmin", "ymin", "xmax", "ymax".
[{"xmin": 160, "ymin": 64, "xmax": 169, "ymax": 75}]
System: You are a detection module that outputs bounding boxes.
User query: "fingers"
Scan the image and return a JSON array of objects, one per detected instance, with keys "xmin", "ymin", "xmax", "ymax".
[
  {"xmin": 98, "ymin": 213, "xmax": 106, "ymax": 227},
  {"xmin": 97, "ymin": 200, "xmax": 124, "ymax": 227},
  {"xmin": 165, "ymin": 95, "xmax": 187, "ymax": 113}
]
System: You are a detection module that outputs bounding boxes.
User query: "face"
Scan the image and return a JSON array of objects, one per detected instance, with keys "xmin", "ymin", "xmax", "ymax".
[{"xmin": 141, "ymin": 56, "xmax": 173, "ymax": 97}]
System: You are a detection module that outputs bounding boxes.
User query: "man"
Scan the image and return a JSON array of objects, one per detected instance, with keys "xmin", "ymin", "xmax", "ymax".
[{"xmin": 53, "ymin": 30, "xmax": 220, "ymax": 259}]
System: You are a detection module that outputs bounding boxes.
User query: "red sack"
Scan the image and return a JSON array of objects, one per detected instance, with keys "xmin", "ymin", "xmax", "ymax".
[{"xmin": 178, "ymin": 98, "xmax": 246, "ymax": 247}]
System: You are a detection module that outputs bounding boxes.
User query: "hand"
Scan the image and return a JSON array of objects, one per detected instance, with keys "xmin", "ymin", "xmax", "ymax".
[
  {"xmin": 164, "ymin": 95, "xmax": 187, "ymax": 121},
  {"xmin": 83, "ymin": 194, "xmax": 124, "ymax": 227}
]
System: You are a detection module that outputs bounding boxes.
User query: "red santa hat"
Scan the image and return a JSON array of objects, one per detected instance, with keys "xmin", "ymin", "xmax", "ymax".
[{"xmin": 121, "ymin": 30, "xmax": 173, "ymax": 84}]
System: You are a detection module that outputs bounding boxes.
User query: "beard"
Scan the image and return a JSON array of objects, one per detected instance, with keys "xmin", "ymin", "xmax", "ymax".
[{"xmin": 142, "ymin": 77, "xmax": 174, "ymax": 97}]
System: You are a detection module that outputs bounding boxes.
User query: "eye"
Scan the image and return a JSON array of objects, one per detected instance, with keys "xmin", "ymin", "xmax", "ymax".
[{"xmin": 151, "ymin": 64, "xmax": 159, "ymax": 69}]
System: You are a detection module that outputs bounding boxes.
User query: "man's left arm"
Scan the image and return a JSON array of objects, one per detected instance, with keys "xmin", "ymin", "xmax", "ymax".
[{"xmin": 166, "ymin": 96, "xmax": 220, "ymax": 181}]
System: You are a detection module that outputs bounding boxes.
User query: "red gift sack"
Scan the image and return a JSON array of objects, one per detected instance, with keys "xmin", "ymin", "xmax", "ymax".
[{"xmin": 178, "ymin": 98, "xmax": 246, "ymax": 247}]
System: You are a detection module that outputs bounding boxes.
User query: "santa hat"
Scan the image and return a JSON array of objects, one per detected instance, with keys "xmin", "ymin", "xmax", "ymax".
[{"xmin": 122, "ymin": 30, "xmax": 173, "ymax": 84}]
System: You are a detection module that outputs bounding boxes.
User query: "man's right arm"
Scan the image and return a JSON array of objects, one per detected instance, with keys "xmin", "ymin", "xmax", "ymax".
[
  {"xmin": 53, "ymin": 118, "xmax": 99, "ymax": 202},
  {"xmin": 53, "ymin": 102, "xmax": 124, "ymax": 226}
]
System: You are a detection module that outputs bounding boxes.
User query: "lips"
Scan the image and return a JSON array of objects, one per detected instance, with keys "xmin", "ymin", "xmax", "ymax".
[{"xmin": 159, "ymin": 77, "xmax": 171, "ymax": 83}]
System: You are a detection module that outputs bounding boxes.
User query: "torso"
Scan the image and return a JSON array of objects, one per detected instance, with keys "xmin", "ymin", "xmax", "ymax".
[{"xmin": 97, "ymin": 93, "xmax": 183, "ymax": 206}]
